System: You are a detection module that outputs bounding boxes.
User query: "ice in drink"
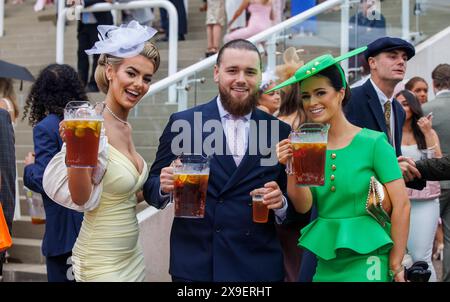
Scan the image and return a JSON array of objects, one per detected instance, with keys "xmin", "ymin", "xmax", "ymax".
[
  {"xmin": 64, "ymin": 119, "xmax": 102, "ymax": 168},
  {"xmin": 173, "ymin": 173, "xmax": 209, "ymax": 218},
  {"xmin": 288, "ymin": 123, "xmax": 329, "ymax": 187},
  {"xmin": 292, "ymin": 142, "xmax": 327, "ymax": 186}
]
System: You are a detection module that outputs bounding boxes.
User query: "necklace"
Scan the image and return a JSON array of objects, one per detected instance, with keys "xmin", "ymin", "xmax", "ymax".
[{"xmin": 105, "ymin": 104, "xmax": 129, "ymax": 126}]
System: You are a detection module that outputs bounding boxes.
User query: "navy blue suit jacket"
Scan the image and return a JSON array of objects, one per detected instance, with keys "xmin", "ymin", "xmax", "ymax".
[
  {"xmin": 345, "ymin": 79, "xmax": 405, "ymax": 157},
  {"xmin": 23, "ymin": 114, "xmax": 83, "ymax": 257},
  {"xmin": 143, "ymin": 98, "xmax": 291, "ymax": 282}
]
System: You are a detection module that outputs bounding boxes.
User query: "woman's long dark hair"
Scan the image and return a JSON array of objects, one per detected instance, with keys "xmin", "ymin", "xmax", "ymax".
[
  {"xmin": 23, "ymin": 64, "xmax": 89, "ymax": 126},
  {"xmin": 396, "ymin": 89, "xmax": 427, "ymax": 150},
  {"xmin": 277, "ymin": 83, "xmax": 306, "ymax": 129}
]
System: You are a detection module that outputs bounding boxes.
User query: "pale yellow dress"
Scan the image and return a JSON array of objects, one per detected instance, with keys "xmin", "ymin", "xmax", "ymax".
[{"xmin": 72, "ymin": 145, "xmax": 149, "ymax": 282}]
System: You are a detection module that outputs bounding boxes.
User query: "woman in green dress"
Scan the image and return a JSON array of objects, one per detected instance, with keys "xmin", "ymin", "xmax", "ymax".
[{"xmin": 271, "ymin": 47, "xmax": 410, "ymax": 282}]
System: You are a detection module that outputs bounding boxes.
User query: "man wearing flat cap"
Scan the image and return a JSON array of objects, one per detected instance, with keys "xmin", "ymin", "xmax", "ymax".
[{"xmin": 345, "ymin": 36, "xmax": 415, "ymax": 157}]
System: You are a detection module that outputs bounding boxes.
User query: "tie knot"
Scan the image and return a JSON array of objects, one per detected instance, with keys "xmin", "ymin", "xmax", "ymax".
[{"xmin": 225, "ymin": 114, "xmax": 246, "ymax": 121}]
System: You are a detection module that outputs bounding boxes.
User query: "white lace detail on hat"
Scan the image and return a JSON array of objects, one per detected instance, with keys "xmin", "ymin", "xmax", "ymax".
[
  {"xmin": 260, "ymin": 70, "xmax": 279, "ymax": 91},
  {"xmin": 85, "ymin": 20, "xmax": 157, "ymax": 58}
]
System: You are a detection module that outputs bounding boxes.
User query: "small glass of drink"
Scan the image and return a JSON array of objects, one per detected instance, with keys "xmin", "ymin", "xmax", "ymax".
[
  {"xmin": 64, "ymin": 101, "xmax": 104, "ymax": 168},
  {"xmin": 172, "ymin": 154, "xmax": 210, "ymax": 218},
  {"xmin": 24, "ymin": 186, "xmax": 46, "ymax": 225},
  {"xmin": 251, "ymin": 188, "xmax": 269, "ymax": 223},
  {"xmin": 287, "ymin": 123, "xmax": 329, "ymax": 186}
]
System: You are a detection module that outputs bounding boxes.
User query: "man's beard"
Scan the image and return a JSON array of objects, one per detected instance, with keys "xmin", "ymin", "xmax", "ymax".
[{"xmin": 219, "ymin": 85, "xmax": 258, "ymax": 117}]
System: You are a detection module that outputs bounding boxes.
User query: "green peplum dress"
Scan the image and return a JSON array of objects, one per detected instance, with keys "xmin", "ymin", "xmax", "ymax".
[{"xmin": 298, "ymin": 128, "xmax": 402, "ymax": 282}]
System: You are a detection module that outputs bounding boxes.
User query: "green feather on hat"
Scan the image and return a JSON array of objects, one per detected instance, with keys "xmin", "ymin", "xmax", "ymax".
[{"xmin": 265, "ymin": 46, "xmax": 368, "ymax": 94}]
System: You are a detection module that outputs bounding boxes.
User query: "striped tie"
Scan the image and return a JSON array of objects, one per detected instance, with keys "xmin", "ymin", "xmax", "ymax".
[{"xmin": 384, "ymin": 101, "xmax": 392, "ymax": 144}]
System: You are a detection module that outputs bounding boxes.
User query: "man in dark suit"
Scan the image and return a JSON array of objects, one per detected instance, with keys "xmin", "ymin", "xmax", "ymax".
[
  {"xmin": 345, "ymin": 36, "xmax": 415, "ymax": 157},
  {"xmin": 420, "ymin": 63, "xmax": 450, "ymax": 282},
  {"xmin": 400, "ymin": 155, "xmax": 450, "ymax": 182},
  {"xmin": 77, "ymin": 0, "xmax": 114, "ymax": 92},
  {"xmin": 0, "ymin": 109, "xmax": 15, "ymax": 281},
  {"xmin": 143, "ymin": 39, "xmax": 291, "ymax": 282}
]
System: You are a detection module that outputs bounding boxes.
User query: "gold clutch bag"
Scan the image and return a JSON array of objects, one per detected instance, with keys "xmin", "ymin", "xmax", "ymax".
[{"xmin": 366, "ymin": 176, "xmax": 392, "ymax": 227}]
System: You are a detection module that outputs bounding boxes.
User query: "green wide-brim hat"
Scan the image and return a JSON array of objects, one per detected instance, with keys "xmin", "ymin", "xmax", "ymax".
[{"xmin": 265, "ymin": 46, "xmax": 367, "ymax": 93}]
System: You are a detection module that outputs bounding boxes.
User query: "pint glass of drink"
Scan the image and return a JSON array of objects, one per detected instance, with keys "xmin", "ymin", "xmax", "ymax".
[
  {"xmin": 24, "ymin": 187, "xmax": 46, "ymax": 225},
  {"xmin": 288, "ymin": 123, "xmax": 329, "ymax": 186},
  {"xmin": 172, "ymin": 154, "xmax": 210, "ymax": 218},
  {"xmin": 64, "ymin": 101, "xmax": 104, "ymax": 168},
  {"xmin": 251, "ymin": 189, "xmax": 269, "ymax": 223}
]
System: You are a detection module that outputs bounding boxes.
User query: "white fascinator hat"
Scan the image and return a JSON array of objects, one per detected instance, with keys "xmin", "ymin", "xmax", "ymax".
[
  {"xmin": 259, "ymin": 70, "xmax": 279, "ymax": 92},
  {"xmin": 85, "ymin": 20, "xmax": 158, "ymax": 58}
]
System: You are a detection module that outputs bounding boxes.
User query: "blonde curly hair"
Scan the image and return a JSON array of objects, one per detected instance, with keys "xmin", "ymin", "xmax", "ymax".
[{"xmin": 94, "ymin": 41, "xmax": 160, "ymax": 94}]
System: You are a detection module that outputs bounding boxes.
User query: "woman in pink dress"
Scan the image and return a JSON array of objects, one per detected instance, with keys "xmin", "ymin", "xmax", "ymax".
[{"xmin": 224, "ymin": 0, "xmax": 273, "ymax": 43}]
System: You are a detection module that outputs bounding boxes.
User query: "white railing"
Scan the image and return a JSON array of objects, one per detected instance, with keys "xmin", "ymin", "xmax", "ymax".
[
  {"xmin": 141, "ymin": 0, "xmax": 348, "ymax": 113},
  {"xmin": 56, "ymin": 0, "xmax": 179, "ymax": 103},
  {"xmin": 402, "ymin": 0, "xmax": 410, "ymax": 40},
  {"xmin": 0, "ymin": 0, "xmax": 4, "ymax": 37}
]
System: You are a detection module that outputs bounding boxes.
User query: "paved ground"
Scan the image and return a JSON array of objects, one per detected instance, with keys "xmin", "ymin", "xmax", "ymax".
[{"xmin": 433, "ymin": 259, "xmax": 443, "ymax": 281}]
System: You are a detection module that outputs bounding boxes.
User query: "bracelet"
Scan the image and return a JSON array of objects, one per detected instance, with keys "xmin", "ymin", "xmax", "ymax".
[
  {"xmin": 427, "ymin": 144, "xmax": 437, "ymax": 150},
  {"xmin": 389, "ymin": 266, "xmax": 404, "ymax": 278}
]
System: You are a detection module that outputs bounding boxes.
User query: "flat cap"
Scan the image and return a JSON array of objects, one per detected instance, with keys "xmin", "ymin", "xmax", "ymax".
[{"xmin": 364, "ymin": 36, "xmax": 415, "ymax": 61}]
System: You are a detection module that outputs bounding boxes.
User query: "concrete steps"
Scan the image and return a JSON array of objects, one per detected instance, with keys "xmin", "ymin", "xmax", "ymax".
[
  {"xmin": 11, "ymin": 217, "xmax": 45, "ymax": 240},
  {"xmin": 7, "ymin": 237, "xmax": 45, "ymax": 264},
  {"xmin": 1, "ymin": 0, "xmax": 208, "ymax": 281},
  {"xmin": 2, "ymin": 263, "xmax": 47, "ymax": 282}
]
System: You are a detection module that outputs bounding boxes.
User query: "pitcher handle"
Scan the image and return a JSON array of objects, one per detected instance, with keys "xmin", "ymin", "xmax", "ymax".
[{"xmin": 286, "ymin": 157, "xmax": 294, "ymax": 175}]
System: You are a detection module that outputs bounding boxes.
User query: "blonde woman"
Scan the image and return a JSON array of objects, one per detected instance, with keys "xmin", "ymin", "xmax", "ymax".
[{"xmin": 61, "ymin": 21, "xmax": 160, "ymax": 282}]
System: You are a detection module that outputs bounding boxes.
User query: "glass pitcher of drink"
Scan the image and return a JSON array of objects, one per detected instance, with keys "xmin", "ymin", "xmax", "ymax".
[
  {"xmin": 172, "ymin": 154, "xmax": 210, "ymax": 218},
  {"xmin": 64, "ymin": 101, "xmax": 104, "ymax": 168},
  {"xmin": 287, "ymin": 123, "xmax": 329, "ymax": 186}
]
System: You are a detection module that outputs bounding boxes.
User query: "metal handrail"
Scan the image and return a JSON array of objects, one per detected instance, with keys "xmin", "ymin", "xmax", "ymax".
[
  {"xmin": 0, "ymin": 0, "xmax": 4, "ymax": 37},
  {"xmin": 56, "ymin": 0, "xmax": 179, "ymax": 102}
]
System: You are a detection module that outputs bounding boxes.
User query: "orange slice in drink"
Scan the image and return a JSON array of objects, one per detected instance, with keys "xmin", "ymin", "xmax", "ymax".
[
  {"xmin": 75, "ymin": 127, "xmax": 86, "ymax": 137},
  {"xmin": 87, "ymin": 121, "xmax": 97, "ymax": 131},
  {"xmin": 65, "ymin": 121, "xmax": 76, "ymax": 130},
  {"xmin": 177, "ymin": 174, "xmax": 188, "ymax": 183},
  {"xmin": 187, "ymin": 175, "xmax": 200, "ymax": 184}
]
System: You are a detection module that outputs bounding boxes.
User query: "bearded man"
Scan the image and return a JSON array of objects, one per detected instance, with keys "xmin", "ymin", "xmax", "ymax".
[{"xmin": 143, "ymin": 39, "xmax": 291, "ymax": 282}]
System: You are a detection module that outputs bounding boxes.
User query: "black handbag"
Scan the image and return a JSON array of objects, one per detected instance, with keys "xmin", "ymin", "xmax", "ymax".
[{"xmin": 405, "ymin": 261, "xmax": 431, "ymax": 282}]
